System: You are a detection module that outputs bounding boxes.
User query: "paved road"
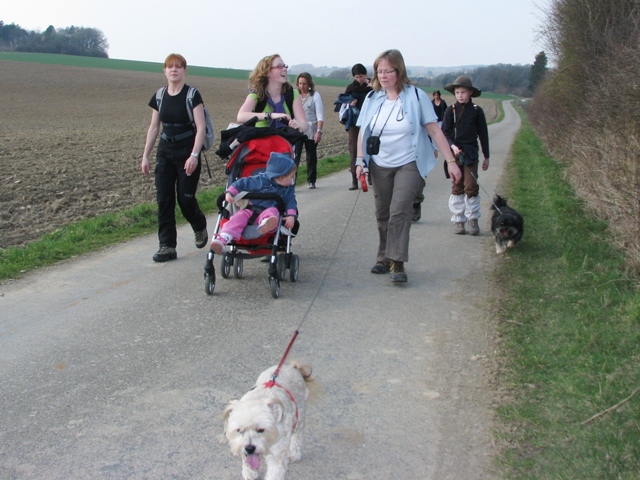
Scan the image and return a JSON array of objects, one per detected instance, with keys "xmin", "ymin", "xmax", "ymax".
[{"xmin": 0, "ymin": 101, "xmax": 521, "ymax": 479}]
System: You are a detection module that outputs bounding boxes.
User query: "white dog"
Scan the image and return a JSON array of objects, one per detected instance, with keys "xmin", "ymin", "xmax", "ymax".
[{"xmin": 223, "ymin": 362, "xmax": 313, "ymax": 480}]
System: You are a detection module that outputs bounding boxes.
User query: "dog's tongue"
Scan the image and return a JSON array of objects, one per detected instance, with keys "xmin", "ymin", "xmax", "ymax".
[{"xmin": 245, "ymin": 454, "xmax": 260, "ymax": 470}]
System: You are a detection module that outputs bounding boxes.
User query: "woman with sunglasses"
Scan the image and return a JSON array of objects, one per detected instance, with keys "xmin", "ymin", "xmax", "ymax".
[
  {"xmin": 237, "ymin": 54, "xmax": 307, "ymax": 134},
  {"xmin": 355, "ymin": 49, "xmax": 461, "ymax": 283}
]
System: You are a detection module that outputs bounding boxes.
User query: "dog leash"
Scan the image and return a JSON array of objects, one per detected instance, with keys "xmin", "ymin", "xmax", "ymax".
[
  {"xmin": 470, "ymin": 171, "xmax": 502, "ymax": 213},
  {"xmin": 270, "ymin": 177, "xmax": 368, "ymax": 382}
]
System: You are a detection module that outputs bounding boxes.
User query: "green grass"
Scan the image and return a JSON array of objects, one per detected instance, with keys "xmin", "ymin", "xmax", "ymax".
[
  {"xmin": 0, "ymin": 51, "xmax": 350, "ymax": 87},
  {"xmin": 493, "ymin": 108, "xmax": 640, "ymax": 478},
  {"xmin": 0, "ymin": 154, "xmax": 349, "ymax": 281}
]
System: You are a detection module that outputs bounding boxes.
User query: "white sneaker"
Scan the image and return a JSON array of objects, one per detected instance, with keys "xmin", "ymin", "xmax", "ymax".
[{"xmin": 210, "ymin": 234, "xmax": 229, "ymax": 255}]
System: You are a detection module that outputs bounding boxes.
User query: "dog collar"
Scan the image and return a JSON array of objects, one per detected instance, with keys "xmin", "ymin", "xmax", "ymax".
[{"xmin": 263, "ymin": 380, "xmax": 299, "ymax": 431}]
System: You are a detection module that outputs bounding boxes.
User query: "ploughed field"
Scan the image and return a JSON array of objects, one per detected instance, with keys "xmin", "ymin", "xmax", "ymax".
[{"xmin": 0, "ymin": 61, "xmax": 495, "ymax": 249}]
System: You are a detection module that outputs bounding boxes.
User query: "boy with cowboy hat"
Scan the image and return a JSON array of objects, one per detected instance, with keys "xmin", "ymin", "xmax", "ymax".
[{"xmin": 441, "ymin": 75, "xmax": 490, "ymax": 235}]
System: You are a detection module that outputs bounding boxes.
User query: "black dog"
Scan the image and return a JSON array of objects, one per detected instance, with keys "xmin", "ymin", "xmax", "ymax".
[{"xmin": 491, "ymin": 195, "xmax": 523, "ymax": 254}]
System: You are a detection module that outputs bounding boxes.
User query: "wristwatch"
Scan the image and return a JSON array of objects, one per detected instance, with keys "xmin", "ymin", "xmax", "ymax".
[{"xmin": 317, "ymin": 129, "xmax": 323, "ymax": 133}]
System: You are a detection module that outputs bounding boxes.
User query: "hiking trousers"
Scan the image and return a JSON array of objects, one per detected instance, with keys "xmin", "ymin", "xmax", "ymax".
[
  {"xmin": 370, "ymin": 160, "xmax": 424, "ymax": 263},
  {"xmin": 155, "ymin": 142, "xmax": 207, "ymax": 248}
]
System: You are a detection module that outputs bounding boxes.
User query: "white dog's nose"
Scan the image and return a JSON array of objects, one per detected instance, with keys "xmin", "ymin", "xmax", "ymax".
[{"xmin": 245, "ymin": 445, "xmax": 256, "ymax": 454}]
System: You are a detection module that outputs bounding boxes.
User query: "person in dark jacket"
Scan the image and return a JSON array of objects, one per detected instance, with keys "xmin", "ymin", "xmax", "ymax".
[
  {"xmin": 441, "ymin": 75, "xmax": 490, "ymax": 236},
  {"xmin": 431, "ymin": 90, "xmax": 447, "ymax": 125},
  {"xmin": 344, "ymin": 63, "xmax": 373, "ymax": 190}
]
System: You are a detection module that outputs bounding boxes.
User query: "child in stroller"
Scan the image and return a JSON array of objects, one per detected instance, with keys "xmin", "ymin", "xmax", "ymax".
[
  {"xmin": 210, "ymin": 152, "xmax": 297, "ymax": 254},
  {"xmin": 204, "ymin": 136, "xmax": 301, "ymax": 299}
]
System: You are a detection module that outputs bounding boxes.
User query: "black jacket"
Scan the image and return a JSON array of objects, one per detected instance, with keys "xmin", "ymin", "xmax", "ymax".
[{"xmin": 441, "ymin": 101, "xmax": 490, "ymax": 160}]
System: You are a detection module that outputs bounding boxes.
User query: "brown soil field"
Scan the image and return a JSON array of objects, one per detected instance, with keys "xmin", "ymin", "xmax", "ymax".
[{"xmin": 0, "ymin": 60, "xmax": 494, "ymax": 249}]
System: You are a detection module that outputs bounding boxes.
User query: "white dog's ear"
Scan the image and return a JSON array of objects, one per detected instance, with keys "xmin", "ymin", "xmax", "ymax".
[
  {"xmin": 268, "ymin": 398, "xmax": 285, "ymax": 422},
  {"xmin": 222, "ymin": 400, "xmax": 238, "ymax": 425}
]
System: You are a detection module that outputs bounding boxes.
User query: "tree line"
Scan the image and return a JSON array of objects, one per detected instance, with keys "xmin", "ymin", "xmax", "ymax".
[
  {"xmin": 327, "ymin": 60, "xmax": 547, "ymax": 97},
  {"xmin": 0, "ymin": 21, "xmax": 108, "ymax": 58}
]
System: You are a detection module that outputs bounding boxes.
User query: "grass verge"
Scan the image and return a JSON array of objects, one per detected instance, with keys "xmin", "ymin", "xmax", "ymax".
[
  {"xmin": 493, "ymin": 109, "xmax": 640, "ymax": 478},
  {"xmin": 0, "ymin": 154, "xmax": 350, "ymax": 281}
]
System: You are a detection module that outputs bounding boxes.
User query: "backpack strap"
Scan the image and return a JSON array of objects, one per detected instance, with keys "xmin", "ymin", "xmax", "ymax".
[
  {"xmin": 185, "ymin": 86, "xmax": 197, "ymax": 125},
  {"xmin": 254, "ymin": 85, "xmax": 295, "ymax": 118},
  {"xmin": 156, "ymin": 87, "xmax": 167, "ymax": 113}
]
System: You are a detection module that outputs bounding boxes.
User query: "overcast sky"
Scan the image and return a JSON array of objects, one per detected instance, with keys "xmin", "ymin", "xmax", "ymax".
[{"xmin": 3, "ymin": 0, "xmax": 546, "ymax": 70}]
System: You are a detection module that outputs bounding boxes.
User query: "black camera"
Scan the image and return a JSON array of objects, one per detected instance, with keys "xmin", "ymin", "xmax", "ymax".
[{"xmin": 366, "ymin": 135, "xmax": 381, "ymax": 155}]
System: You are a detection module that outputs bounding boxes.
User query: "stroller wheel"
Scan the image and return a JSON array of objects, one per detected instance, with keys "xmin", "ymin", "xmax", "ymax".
[
  {"xmin": 289, "ymin": 254, "xmax": 300, "ymax": 282},
  {"xmin": 277, "ymin": 253, "xmax": 287, "ymax": 281},
  {"xmin": 204, "ymin": 272, "xmax": 216, "ymax": 295},
  {"xmin": 220, "ymin": 254, "xmax": 232, "ymax": 278},
  {"xmin": 233, "ymin": 257, "xmax": 244, "ymax": 278},
  {"xmin": 269, "ymin": 277, "xmax": 280, "ymax": 299}
]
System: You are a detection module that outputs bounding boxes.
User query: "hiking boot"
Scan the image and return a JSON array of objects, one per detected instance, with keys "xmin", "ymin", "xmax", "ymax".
[
  {"xmin": 153, "ymin": 246, "xmax": 177, "ymax": 263},
  {"xmin": 453, "ymin": 222, "xmax": 466, "ymax": 235},
  {"xmin": 389, "ymin": 260, "xmax": 407, "ymax": 283},
  {"xmin": 468, "ymin": 219, "xmax": 480, "ymax": 236},
  {"xmin": 194, "ymin": 228, "xmax": 208, "ymax": 249},
  {"xmin": 210, "ymin": 235, "xmax": 228, "ymax": 255},
  {"xmin": 257, "ymin": 216, "xmax": 279, "ymax": 235},
  {"xmin": 349, "ymin": 179, "xmax": 358, "ymax": 191},
  {"xmin": 412, "ymin": 203, "xmax": 422, "ymax": 222},
  {"xmin": 370, "ymin": 261, "xmax": 390, "ymax": 274}
]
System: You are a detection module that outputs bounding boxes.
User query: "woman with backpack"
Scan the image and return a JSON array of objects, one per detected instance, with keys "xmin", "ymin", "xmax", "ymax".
[
  {"xmin": 141, "ymin": 53, "xmax": 209, "ymax": 263},
  {"xmin": 237, "ymin": 54, "xmax": 308, "ymax": 137}
]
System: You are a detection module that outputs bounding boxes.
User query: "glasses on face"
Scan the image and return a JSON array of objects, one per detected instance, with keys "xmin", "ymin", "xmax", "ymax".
[
  {"xmin": 271, "ymin": 64, "xmax": 289, "ymax": 70},
  {"xmin": 376, "ymin": 69, "xmax": 396, "ymax": 76}
]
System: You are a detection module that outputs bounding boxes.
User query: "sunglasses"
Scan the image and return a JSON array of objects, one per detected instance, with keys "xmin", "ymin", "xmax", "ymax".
[{"xmin": 271, "ymin": 64, "xmax": 289, "ymax": 70}]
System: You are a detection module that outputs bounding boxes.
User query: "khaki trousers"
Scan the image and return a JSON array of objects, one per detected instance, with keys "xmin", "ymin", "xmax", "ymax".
[{"xmin": 370, "ymin": 160, "xmax": 424, "ymax": 263}]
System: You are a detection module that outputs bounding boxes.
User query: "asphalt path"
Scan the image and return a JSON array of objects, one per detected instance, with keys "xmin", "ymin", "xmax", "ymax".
[{"xmin": 0, "ymin": 101, "xmax": 521, "ymax": 479}]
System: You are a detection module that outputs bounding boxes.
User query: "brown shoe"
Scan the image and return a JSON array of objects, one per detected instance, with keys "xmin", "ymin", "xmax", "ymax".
[
  {"xmin": 370, "ymin": 261, "xmax": 390, "ymax": 274},
  {"xmin": 389, "ymin": 261, "xmax": 407, "ymax": 283},
  {"xmin": 453, "ymin": 222, "xmax": 466, "ymax": 235}
]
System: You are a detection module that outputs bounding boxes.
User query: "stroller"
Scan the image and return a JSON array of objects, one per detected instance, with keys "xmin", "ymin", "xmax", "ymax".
[{"xmin": 204, "ymin": 127, "xmax": 301, "ymax": 299}]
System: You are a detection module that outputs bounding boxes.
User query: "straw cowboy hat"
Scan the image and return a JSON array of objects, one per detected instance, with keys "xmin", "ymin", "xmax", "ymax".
[{"xmin": 444, "ymin": 75, "xmax": 481, "ymax": 97}]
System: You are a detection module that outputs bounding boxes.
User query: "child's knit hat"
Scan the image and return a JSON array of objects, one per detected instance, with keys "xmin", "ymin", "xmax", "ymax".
[
  {"xmin": 444, "ymin": 75, "xmax": 481, "ymax": 97},
  {"xmin": 265, "ymin": 152, "xmax": 295, "ymax": 179}
]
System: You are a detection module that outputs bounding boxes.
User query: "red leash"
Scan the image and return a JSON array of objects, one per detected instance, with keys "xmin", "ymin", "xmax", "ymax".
[
  {"xmin": 271, "ymin": 329, "xmax": 299, "ymax": 381},
  {"xmin": 265, "ymin": 329, "xmax": 301, "ymax": 432}
]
